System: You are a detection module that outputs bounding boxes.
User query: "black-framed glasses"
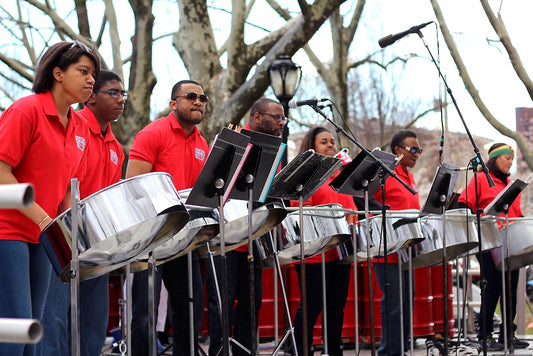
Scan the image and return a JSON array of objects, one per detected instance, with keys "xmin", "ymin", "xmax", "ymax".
[
  {"xmin": 400, "ymin": 145, "xmax": 423, "ymax": 155},
  {"xmin": 94, "ymin": 89, "xmax": 128, "ymax": 100},
  {"xmin": 258, "ymin": 112, "xmax": 287, "ymax": 123},
  {"xmin": 172, "ymin": 92, "xmax": 209, "ymax": 103}
]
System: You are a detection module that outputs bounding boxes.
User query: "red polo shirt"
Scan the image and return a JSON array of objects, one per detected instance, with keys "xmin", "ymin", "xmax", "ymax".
[
  {"xmin": 0, "ymin": 91, "xmax": 89, "ymax": 243},
  {"xmin": 77, "ymin": 106, "xmax": 124, "ymax": 199},
  {"xmin": 290, "ymin": 172, "xmax": 357, "ymax": 263},
  {"xmin": 458, "ymin": 171, "xmax": 522, "ymax": 224},
  {"xmin": 129, "ymin": 112, "xmax": 208, "ymax": 190},
  {"xmin": 372, "ymin": 164, "xmax": 420, "ymax": 263}
]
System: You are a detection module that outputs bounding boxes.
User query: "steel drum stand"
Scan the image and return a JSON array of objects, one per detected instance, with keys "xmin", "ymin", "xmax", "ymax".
[
  {"xmin": 499, "ymin": 205, "xmax": 511, "ymax": 354},
  {"xmin": 306, "ymin": 103, "xmax": 412, "ymax": 356},
  {"xmin": 267, "ymin": 149, "xmax": 343, "ymax": 356},
  {"xmin": 69, "ymin": 178, "xmax": 81, "ymax": 356},
  {"xmin": 186, "ymin": 127, "xmax": 253, "ymax": 356},
  {"xmin": 414, "ymin": 27, "xmax": 495, "ymax": 356},
  {"xmin": 266, "ymin": 229, "xmax": 299, "ymax": 356},
  {"xmin": 483, "ymin": 178, "xmax": 531, "ymax": 355}
]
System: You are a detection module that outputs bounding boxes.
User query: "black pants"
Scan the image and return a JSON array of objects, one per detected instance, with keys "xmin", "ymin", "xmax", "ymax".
[
  {"xmin": 291, "ymin": 260, "xmax": 351, "ymax": 356},
  {"xmin": 477, "ymin": 250, "xmax": 519, "ymax": 339},
  {"xmin": 205, "ymin": 248, "xmax": 263, "ymax": 356},
  {"xmin": 131, "ymin": 254, "xmax": 204, "ymax": 356}
]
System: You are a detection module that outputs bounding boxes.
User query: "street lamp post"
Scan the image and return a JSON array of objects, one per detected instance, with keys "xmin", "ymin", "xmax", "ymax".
[{"xmin": 268, "ymin": 54, "xmax": 302, "ymax": 167}]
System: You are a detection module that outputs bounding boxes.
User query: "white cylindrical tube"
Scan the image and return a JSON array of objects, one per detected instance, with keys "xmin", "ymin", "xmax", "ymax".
[
  {"xmin": 0, "ymin": 318, "xmax": 42, "ymax": 344},
  {"xmin": 0, "ymin": 184, "xmax": 34, "ymax": 208}
]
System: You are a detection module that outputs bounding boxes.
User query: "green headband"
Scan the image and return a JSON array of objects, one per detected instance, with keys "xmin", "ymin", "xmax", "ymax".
[{"xmin": 489, "ymin": 145, "xmax": 514, "ymax": 159}]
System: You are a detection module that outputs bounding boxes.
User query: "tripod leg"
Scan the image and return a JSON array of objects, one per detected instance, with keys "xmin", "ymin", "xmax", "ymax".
[
  {"xmin": 321, "ymin": 253, "xmax": 329, "ymax": 355},
  {"xmin": 271, "ymin": 246, "xmax": 298, "ymax": 356}
]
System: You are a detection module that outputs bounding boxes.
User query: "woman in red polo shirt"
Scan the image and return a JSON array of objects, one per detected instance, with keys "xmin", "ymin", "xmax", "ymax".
[
  {"xmin": 290, "ymin": 126, "xmax": 357, "ymax": 356},
  {"xmin": 0, "ymin": 41, "xmax": 100, "ymax": 356},
  {"xmin": 457, "ymin": 143, "xmax": 528, "ymax": 350}
]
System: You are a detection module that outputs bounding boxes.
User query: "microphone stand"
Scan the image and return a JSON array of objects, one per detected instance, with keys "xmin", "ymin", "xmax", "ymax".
[
  {"xmin": 308, "ymin": 104, "xmax": 416, "ymax": 197},
  {"xmin": 308, "ymin": 104, "xmax": 415, "ymax": 356},
  {"xmin": 414, "ymin": 29, "xmax": 494, "ymax": 355},
  {"xmin": 415, "ymin": 30, "xmax": 494, "ymax": 190}
]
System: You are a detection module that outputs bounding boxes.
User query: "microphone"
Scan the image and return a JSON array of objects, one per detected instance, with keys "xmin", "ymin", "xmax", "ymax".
[
  {"xmin": 288, "ymin": 98, "xmax": 329, "ymax": 109},
  {"xmin": 378, "ymin": 21, "xmax": 433, "ymax": 48}
]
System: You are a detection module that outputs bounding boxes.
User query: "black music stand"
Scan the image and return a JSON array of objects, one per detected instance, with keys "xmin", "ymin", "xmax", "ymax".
[
  {"xmin": 330, "ymin": 148, "xmax": 396, "ymax": 355},
  {"xmin": 268, "ymin": 149, "xmax": 341, "ymax": 356},
  {"xmin": 419, "ymin": 163, "xmax": 459, "ymax": 355},
  {"xmin": 186, "ymin": 128, "xmax": 252, "ymax": 356},
  {"xmin": 484, "ymin": 177, "xmax": 529, "ymax": 354},
  {"xmin": 225, "ymin": 129, "xmax": 285, "ymax": 355}
]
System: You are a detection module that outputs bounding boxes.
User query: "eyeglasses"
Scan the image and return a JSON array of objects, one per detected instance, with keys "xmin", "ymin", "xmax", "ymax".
[
  {"xmin": 258, "ymin": 112, "xmax": 287, "ymax": 123},
  {"xmin": 400, "ymin": 145, "xmax": 423, "ymax": 155},
  {"xmin": 94, "ymin": 89, "xmax": 128, "ymax": 100},
  {"xmin": 172, "ymin": 92, "xmax": 209, "ymax": 103}
]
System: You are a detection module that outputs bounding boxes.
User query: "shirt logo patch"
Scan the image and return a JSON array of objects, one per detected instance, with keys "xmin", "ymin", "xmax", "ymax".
[
  {"xmin": 110, "ymin": 149, "xmax": 118, "ymax": 165},
  {"xmin": 75, "ymin": 135, "xmax": 86, "ymax": 151},
  {"xmin": 195, "ymin": 148, "xmax": 205, "ymax": 161}
]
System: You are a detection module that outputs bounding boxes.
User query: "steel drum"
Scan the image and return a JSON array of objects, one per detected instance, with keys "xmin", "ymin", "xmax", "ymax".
[
  {"xmin": 492, "ymin": 217, "xmax": 533, "ymax": 271},
  {"xmin": 402, "ymin": 209, "xmax": 479, "ymax": 269},
  {"xmin": 357, "ymin": 210, "xmax": 424, "ymax": 260},
  {"xmin": 477, "ymin": 215, "xmax": 501, "ymax": 251},
  {"xmin": 126, "ymin": 189, "xmax": 220, "ymax": 272},
  {"xmin": 336, "ymin": 226, "xmax": 368, "ymax": 265},
  {"xmin": 40, "ymin": 172, "xmax": 190, "ymax": 282},
  {"xmin": 194, "ymin": 199, "xmax": 287, "ymax": 258},
  {"xmin": 257, "ymin": 204, "xmax": 351, "ymax": 265}
]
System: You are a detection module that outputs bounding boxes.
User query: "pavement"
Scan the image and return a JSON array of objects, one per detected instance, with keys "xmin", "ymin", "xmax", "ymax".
[{"xmin": 102, "ymin": 334, "xmax": 533, "ymax": 355}]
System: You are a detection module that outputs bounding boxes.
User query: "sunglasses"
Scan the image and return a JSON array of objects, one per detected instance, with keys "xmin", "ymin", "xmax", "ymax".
[
  {"xmin": 69, "ymin": 40, "xmax": 92, "ymax": 53},
  {"xmin": 172, "ymin": 92, "xmax": 209, "ymax": 103},
  {"xmin": 94, "ymin": 89, "xmax": 128, "ymax": 100},
  {"xmin": 258, "ymin": 112, "xmax": 287, "ymax": 123},
  {"xmin": 400, "ymin": 145, "xmax": 423, "ymax": 155}
]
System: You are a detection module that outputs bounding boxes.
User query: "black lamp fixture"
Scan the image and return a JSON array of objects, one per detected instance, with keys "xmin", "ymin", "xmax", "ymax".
[
  {"xmin": 268, "ymin": 54, "xmax": 302, "ymax": 115},
  {"xmin": 268, "ymin": 54, "xmax": 302, "ymax": 167}
]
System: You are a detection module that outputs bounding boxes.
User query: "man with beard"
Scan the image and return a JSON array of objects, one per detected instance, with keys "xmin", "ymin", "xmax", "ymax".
[
  {"xmin": 128, "ymin": 80, "xmax": 209, "ymax": 356},
  {"xmin": 206, "ymin": 97, "xmax": 286, "ymax": 356}
]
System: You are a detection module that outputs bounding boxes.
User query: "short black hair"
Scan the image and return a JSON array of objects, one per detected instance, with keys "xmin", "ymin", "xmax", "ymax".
[
  {"xmin": 390, "ymin": 129, "xmax": 417, "ymax": 153},
  {"xmin": 250, "ymin": 98, "xmax": 281, "ymax": 118},
  {"xmin": 94, "ymin": 70, "xmax": 122, "ymax": 91},
  {"xmin": 170, "ymin": 80, "xmax": 201, "ymax": 100}
]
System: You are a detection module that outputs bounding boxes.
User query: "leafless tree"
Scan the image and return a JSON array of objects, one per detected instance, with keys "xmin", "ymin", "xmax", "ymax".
[
  {"xmin": 430, "ymin": 0, "xmax": 533, "ymax": 170},
  {"xmin": 0, "ymin": 0, "xmax": 348, "ymax": 149}
]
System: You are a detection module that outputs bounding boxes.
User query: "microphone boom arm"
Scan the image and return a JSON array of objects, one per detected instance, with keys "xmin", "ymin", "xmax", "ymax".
[
  {"xmin": 416, "ymin": 32, "xmax": 495, "ymax": 187},
  {"xmin": 309, "ymin": 104, "xmax": 417, "ymax": 195}
]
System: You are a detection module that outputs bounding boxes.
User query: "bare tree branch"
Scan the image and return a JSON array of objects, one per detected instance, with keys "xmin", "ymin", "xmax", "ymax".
[
  {"xmin": 430, "ymin": 0, "xmax": 533, "ymax": 169},
  {"xmin": 104, "ymin": 0, "xmax": 123, "ymax": 78},
  {"xmin": 480, "ymin": 0, "xmax": 533, "ymax": 100},
  {"xmin": 74, "ymin": 0, "xmax": 90, "ymax": 38}
]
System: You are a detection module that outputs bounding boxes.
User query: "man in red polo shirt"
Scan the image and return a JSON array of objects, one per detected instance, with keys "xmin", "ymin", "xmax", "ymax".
[
  {"xmin": 205, "ymin": 97, "xmax": 285, "ymax": 356},
  {"xmin": 128, "ymin": 80, "xmax": 208, "ymax": 356},
  {"xmin": 38, "ymin": 70, "xmax": 126, "ymax": 356}
]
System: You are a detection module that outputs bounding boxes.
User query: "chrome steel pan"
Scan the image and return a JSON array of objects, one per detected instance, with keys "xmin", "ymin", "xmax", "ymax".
[
  {"xmin": 357, "ymin": 210, "xmax": 424, "ymax": 259},
  {"xmin": 264, "ymin": 204, "xmax": 351, "ymax": 264},
  {"xmin": 40, "ymin": 172, "xmax": 189, "ymax": 282},
  {"xmin": 401, "ymin": 208, "xmax": 478, "ymax": 269},
  {"xmin": 492, "ymin": 217, "xmax": 533, "ymax": 270},
  {"xmin": 194, "ymin": 200, "xmax": 286, "ymax": 258}
]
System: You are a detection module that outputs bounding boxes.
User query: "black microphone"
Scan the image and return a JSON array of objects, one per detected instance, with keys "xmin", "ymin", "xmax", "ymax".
[
  {"xmin": 288, "ymin": 98, "xmax": 329, "ymax": 109},
  {"xmin": 378, "ymin": 21, "xmax": 433, "ymax": 48}
]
